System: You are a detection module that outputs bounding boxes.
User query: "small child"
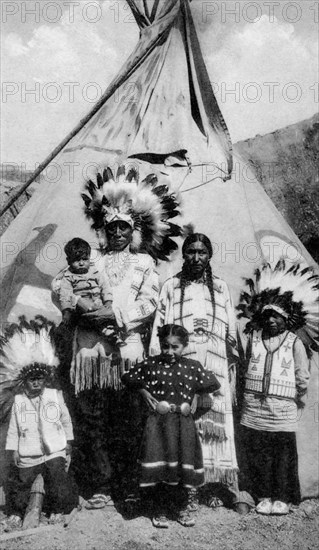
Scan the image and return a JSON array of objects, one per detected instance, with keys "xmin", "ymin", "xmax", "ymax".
[
  {"xmin": 122, "ymin": 324, "xmax": 220, "ymax": 528},
  {"xmin": 54, "ymin": 238, "xmax": 113, "ymax": 330},
  {"xmin": 5, "ymin": 363, "xmax": 78, "ymax": 525},
  {"xmin": 236, "ymin": 261, "xmax": 316, "ymax": 516},
  {"xmin": 240, "ymin": 306, "xmax": 310, "ymax": 515}
]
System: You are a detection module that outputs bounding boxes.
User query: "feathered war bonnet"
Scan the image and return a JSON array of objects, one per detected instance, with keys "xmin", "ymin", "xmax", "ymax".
[
  {"xmin": 81, "ymin": 165, "xmax": 182, "ymax": 261},
  {"xmin": 0, "ymin": 316, "xmax": 59, "ymax": 420},
  {"xmin": 237, "ymin": 259, "xmax": 319, "ymax": 354}
]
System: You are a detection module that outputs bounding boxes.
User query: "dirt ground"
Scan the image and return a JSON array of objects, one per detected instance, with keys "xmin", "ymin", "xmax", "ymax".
[{"xmin": 1, "ymin": 499, "xmax": 318, "ymax": 550}]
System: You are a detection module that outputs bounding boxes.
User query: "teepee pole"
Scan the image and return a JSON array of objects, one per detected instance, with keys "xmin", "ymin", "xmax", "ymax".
[{"xmin": 0, "ymin": 20, "xmax": 171, "ymax": 218}]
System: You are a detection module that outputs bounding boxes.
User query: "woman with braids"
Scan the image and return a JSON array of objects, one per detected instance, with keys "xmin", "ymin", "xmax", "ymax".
[{"xmin": 150, "ymin": 233, "xmax": 240, "ymax": 510}]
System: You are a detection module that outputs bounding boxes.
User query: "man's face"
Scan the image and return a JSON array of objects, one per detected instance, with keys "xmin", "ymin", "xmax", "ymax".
[
  {"xmin": 262, "ymin": 310, "xmax": 287, "ymax": 336},
  {"xmin": 25, "ymin": 376, "xmax": 46, "ymax": 397},
  {"xmin": 106, "ymin": 221, "xmax": 133, "ymax": 251}
]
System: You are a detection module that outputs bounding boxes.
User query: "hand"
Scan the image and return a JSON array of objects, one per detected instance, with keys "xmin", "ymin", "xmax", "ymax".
[
  {"xmin": 77, "ymin": 297, "xmax": 98, "ymax": 313},
  {"xmin": 296, "ymin": 394, "xmax": 307, "ymax": 409},
  {"xmin": 81, "ymin": 305, "xmax": 116, "ymax": 327},
  {"xmin": 12, "ymin": 450, "xmax": 19, "ymax": 466},
  {"xmin": 62, "ymin": 310, "xmax": 73, "ymax": 325},
  {"xmin": 139, "ymin": 389, "xmax": 159, "ymax": 411},
  {"xmin": 191, "ymin": 394, "xmax": 198, "ymax": 415}
]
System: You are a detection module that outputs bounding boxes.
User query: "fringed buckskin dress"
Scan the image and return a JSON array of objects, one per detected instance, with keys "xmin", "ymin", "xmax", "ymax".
[{"xmin": 150, "ymin": 274, "xmax": 239, "ymax": 487}]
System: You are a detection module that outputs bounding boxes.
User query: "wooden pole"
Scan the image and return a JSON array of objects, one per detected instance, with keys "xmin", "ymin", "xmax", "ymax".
[{"xmin": 0, "ymin": 22, "xmax": 171, "ymax": 218}]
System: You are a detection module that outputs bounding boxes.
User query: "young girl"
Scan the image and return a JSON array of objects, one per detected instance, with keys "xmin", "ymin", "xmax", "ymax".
[{"xmin": 122, "ymin": 324, "xmax": 220, "ymax": 528}]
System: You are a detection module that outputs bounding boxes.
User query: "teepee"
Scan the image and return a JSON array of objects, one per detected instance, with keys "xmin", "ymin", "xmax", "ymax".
[{"xmin": 1, "ymin": 0, "xmax": 318, "ymax": 498}]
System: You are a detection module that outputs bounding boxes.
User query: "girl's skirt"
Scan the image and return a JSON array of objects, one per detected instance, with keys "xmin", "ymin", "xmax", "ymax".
[{"xmin": 139, "ymin": 412, "xmax": 204, "ymax": 489}]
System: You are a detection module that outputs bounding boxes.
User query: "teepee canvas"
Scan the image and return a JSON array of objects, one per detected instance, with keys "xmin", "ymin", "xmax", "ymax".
[{"xmin": 1, "ymin": 0, "xmax": 318, "ymax": 498}]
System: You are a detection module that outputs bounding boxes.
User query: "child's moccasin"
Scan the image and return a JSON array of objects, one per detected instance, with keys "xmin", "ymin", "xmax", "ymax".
[{"xmin": 256, "ymin": 498, "xmax": 272, "ymax": 515}]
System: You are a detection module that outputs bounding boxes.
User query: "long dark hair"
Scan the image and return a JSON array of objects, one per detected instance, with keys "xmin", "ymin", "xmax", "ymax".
[{"xmin": 180, "ymin": 233, "xmax": 215, "ymax": 325}]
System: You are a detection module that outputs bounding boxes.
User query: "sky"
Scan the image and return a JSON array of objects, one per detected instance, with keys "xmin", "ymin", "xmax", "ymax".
[{"xmin": 1, "ymin": 0, "xmax": 318, "ymax": 167}]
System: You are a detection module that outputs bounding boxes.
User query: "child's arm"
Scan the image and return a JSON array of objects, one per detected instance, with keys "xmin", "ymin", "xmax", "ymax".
[
  {"xmin": 122, "ymin": 364, "xmax": 158, "ymax": 410},
  {"xmin": 191, "ymin": 362, "xmax": 221, "ymax": 414},
  {"xmin": 57, "ymin": 391, "xmax": 74, "ymax": 449},
  {"xmin": 5, "ymin": 404, "xmax": 19, "ymax": 465},
  {"xmin": 194, "ymin": 361, "xmax": 221, "ymax": 395},
  {"xmin": 293, "ymin": 338, "xmax": 310, "ymax": 407},
  {"xmin": 58, "ymin": 275, "xmax": 77, "ymax": 313}
]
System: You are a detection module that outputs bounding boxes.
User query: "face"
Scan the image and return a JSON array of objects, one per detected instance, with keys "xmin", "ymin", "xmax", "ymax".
[
  {"xmin": 25, "ymin": 376, "xmax": 46, "ymax": 397},
  {"xmin": 106, "ymin": 221, "xmax": 133, "ymax": 251},
  {"xmin": 183, "ymin": 241, "xmax": 210, "ymax": 277},
  {"xmin": 262, "ymin": 310, "xmax": 287, "ymax": 336},
  {"xmin": 69, "ymin": 254, "xmax": 90, "ymax": 274},
  {"xmin": 160, "ymin": 335, "xmax": 185, "ymax": 360}
]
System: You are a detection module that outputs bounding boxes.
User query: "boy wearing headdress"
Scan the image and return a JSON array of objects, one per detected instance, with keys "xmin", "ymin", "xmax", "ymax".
[
  {"xmin": 2, "ymin": 320, "xmax": 78, "ymax": 526},
  {"xmin": 237, "ymin": 261, "xmax": 318, "ymax": 515}
]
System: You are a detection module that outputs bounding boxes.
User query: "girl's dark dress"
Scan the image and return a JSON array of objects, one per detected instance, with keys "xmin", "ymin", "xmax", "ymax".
[{"xmin": 122, "ymin": 355, "xmax": 220, "ymax": 489}]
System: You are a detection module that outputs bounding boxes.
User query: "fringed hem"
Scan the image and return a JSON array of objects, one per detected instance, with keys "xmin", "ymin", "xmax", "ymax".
[
  {"xmin": 71, "ymin": 356, "xmax": 134, "ymax": 395},
  {"xmin": 196, "ymin": 410, "xmax": 227, "ymax": 441},
  {"xmin": 204, "ymin": 466, "xmax": 238, "ymax": 486}
]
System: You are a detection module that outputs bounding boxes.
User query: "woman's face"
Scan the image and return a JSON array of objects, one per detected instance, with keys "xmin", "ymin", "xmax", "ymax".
[
  {"xmin": 183, "ymin": 240, "xmax": 210, "ymax": 277},
  {"xmin": 106, "ymin": 221, "xmax": 133, "ymax": 251}
]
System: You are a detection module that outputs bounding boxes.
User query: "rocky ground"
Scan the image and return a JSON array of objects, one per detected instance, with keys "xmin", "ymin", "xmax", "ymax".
[{"xmin": 1, "ymin": 499, "xmax": 318, "ymax": 550}]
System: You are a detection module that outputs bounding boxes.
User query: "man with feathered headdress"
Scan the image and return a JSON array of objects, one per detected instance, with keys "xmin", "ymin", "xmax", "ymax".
[
  {"xmin": 52, "ymin": 165, "xmax": 181, "ymax": 506},
  {"xmin": 237, "ymin": 260, "xmax": 318, "ymax": 516}
]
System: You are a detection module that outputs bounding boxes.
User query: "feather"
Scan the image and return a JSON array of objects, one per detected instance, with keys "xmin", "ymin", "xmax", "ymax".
[
  {"xmin": 126, "ymin": 167, "xmax": 138, "ymax": 182},
  {"xmin": 237, "ymin": 259, "xmax": 319, "ymax": 350},
  {"xmin": 81, "ymin": 166, "xmax": 182, "ymax": 261},
  {"xmin": 96, "ymin": 173, "xmax": 104, "ymax": 188},
  {"xmin": 0, "ymin": 317, "xmax": 59, "ymax": 422},
  {"xmin": 142, "ymin": 174, "xmax": 158, "ymax": 187},
  {"xmin": 103, "ymin": 167, "xmax": 114, "ymax": 182}
]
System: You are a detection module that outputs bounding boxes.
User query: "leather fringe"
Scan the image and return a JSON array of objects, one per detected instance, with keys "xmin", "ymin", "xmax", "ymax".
[
  {"xmin": 204, "ymin": 466, "xmax": 238, "ymax": 485},
  {"xmin": 72, "ymin": 357, "xmax": 133, "ymax": 395},
  {"xmin": 196, "ymin": 409, "xmax": 227, "ymax": 441}
]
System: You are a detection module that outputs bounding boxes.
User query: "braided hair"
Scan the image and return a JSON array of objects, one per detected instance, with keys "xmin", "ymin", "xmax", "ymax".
[{"xmin": 180, "ymin": 233, "xmax": 216, "ymax": 326}]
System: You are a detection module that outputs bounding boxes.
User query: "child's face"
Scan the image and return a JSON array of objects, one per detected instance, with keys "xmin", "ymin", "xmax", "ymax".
[
  {"xmin": 160, "ymin": 335, "xmax": 185, "ymax": 360},
  {"xmin": 262, "ymin": 310, "xmax": 287, "ymax": 336},
  {"xmin": 69, "ymin": 254, "xmax": 90, "ymax": 274},
  {"xmin": 25, "ymin": 376, "xmax": 46, "ymax": 397}
]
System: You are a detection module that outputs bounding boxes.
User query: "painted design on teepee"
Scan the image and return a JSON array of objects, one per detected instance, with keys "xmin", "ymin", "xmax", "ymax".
[{"xmin": 81, "ymin": 165, "xmax": 182, "ymax": 261}]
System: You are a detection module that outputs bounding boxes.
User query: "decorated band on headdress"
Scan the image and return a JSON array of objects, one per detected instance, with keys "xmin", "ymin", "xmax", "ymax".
[
  {"xmin": 0, "ymin": 316, "xmax": 58, "ymax": 420},
  {"xmin": 81, "ymin": 165, "xmax": 182, "ymax": 261},
  {"xmin": 237, "ymin": 259, "xmax": 319, "ymax": 354}
]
